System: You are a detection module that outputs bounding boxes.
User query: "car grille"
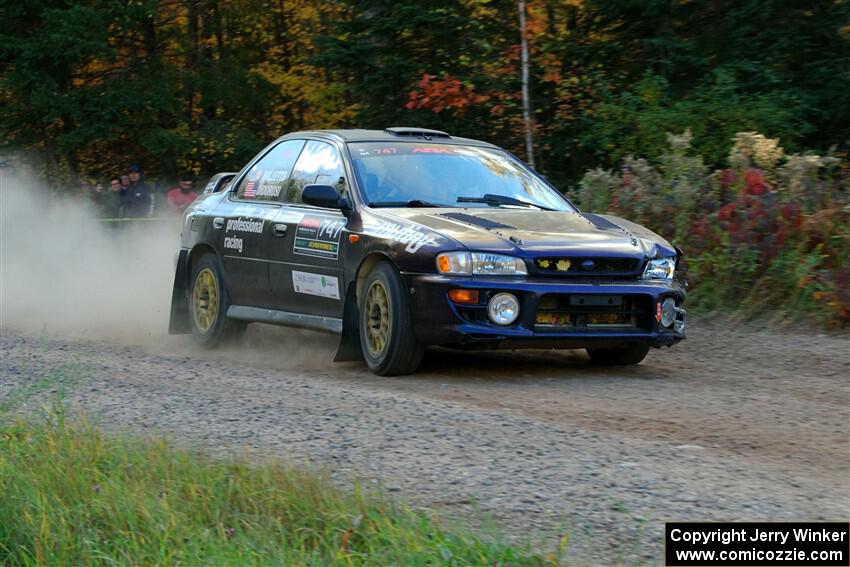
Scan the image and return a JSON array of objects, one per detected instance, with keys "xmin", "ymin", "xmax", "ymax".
[
  {"xmin": 530, "ymin": 257, "xmax": 642, "ymax": 278},
  {"xmin": 534, "ymin": 294, "xmax": 652, "ymax": 331},
  {"xmin": 452, "ymin": 291, "xmax": 655, "ymax": 332}
]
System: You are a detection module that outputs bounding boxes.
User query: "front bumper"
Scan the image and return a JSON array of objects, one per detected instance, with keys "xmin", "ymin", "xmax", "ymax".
[{"xmin": 403, "ymin": 273, "xmax": 686, "ymax": 349}]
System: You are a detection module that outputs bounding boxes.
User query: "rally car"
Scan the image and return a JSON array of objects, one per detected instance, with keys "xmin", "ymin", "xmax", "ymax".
[{"xmin": 169, "ymin": 127, "xmax": 686, "ymax": 375}]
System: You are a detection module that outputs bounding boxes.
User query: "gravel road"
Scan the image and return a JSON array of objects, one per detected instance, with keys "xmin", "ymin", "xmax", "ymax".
[{"xmin": 1, "ymin": 320, "xmax": 848, "ymax": 566}]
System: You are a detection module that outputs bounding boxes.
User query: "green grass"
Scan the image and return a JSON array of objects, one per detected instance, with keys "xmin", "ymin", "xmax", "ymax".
[
  {"xmin": 0, "ymin": 363, "xmax": 86, "ymax": 414},
  {"xmin": 0, "ymin": 407, "xmax": 561, "ymax": 566}
]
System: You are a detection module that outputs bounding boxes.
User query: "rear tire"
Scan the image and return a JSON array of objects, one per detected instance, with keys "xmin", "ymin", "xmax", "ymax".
[
  {"xmin": 586, "ymin": 343, "xmax": 650, "ymax": 365},
  {"xmin": 358, "ymin": 262, "xmax": 424, "ymax": 376},
  {"xmin": 188, "ymin": 254, "xmax": 245, "ymax": 348}
]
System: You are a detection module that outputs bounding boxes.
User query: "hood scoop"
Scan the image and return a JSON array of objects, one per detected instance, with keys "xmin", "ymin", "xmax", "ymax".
[
  {"xmin": 583, "ymin": 213, "xmax": 641, "ymax": 247},
  {"xmin": 439, "ymin": 212, "xmax": 516, "ymax": 230},
  {"xmin": 581, "ymin": 213, "xmax": 626, "ymax": 232}
]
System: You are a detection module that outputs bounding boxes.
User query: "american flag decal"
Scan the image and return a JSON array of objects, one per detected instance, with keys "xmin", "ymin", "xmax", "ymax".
[{"xmin": 243, "ymin": 181, "xmax": 256, "ymax": 198}]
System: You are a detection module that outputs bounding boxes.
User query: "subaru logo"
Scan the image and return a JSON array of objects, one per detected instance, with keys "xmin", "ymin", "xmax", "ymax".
[{"xmin": 581, "ymin": 259, "xmax": 596, "ymax": 271}]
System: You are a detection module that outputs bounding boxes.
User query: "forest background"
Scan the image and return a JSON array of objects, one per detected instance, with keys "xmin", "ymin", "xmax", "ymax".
[{"xmin": 2, "ymin": 0, "xmax": 849, "ymax": 324}]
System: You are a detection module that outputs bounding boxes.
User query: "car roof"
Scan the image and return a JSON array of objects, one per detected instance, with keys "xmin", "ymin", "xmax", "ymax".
[{"xmin": 278, "ymin": 127, "xmax": 499, "ymax": 148}]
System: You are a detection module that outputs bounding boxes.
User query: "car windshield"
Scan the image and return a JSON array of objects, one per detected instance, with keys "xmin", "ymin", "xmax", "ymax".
[{"xmin": 348, "ymin": 142, "xmax": 574, "ymax": 211}]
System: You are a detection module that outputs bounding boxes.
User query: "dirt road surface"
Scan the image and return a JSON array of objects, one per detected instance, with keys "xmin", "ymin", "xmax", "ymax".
[{"xmin": 2, "ymin": 320, "xmax": 848, "ymax": 565}]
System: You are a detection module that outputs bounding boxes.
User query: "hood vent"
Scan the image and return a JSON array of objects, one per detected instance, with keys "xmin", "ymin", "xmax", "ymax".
[
  {"xmin": 439, "ymin": 212, "xmax": 516, "ymax": 230},
  {"xmin": 581, "ymin": 213, "xmax": 625, "ymax": 232}
]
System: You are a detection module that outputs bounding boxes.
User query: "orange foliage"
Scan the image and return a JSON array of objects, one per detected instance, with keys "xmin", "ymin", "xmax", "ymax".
[{"xmin": 405, "ymin": 73, "xmax": 489, "ymax": 114}]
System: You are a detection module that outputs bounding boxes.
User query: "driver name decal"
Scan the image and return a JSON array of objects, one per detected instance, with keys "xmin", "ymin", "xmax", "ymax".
[
  {"xmin": 293, "ymin": 215, "xmax": 345, "ymax": 259},
  {"xmin": 255, "ymin": 170, "xmax": 289, "ymax": 198}
]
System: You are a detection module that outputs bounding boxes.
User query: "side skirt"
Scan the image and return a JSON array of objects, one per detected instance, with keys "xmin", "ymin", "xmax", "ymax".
[{"xmin": 226, "ymin": 306, "xmax": 343, "ymax": 335}]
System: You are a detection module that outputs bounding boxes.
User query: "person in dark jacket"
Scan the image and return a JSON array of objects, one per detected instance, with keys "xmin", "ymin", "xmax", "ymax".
[
  {"xmin": 99, "ymin": 176, "xmax": 126, "ymax": 218},
  {"xmin": 123, "ymin": 164, "xmax": 155, "ymax": 218}
]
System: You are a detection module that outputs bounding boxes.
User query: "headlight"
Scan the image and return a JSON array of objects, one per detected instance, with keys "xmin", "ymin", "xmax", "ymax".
[
  {"xmin": 437, "ymin": 252, "xmax": 528, "ymax": 276},
  {"xmin": 642, "ymin": 257, "xmax": 676, "ymax": 281}
]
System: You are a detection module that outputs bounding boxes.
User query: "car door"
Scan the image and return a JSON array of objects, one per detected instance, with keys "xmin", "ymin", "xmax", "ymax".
[
  {"xmin": 267, "ymin": 139, "xmax": 348, "ymax": 317},
  {"xmin": 218, "ymin": 139, "xmax": 306, "ymax": 307}
]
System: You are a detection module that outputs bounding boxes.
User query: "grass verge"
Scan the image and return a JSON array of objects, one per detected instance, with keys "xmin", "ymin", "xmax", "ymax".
[{"xmin": 0, "ymin": 407, "xmax": 560, "ymax": 566}]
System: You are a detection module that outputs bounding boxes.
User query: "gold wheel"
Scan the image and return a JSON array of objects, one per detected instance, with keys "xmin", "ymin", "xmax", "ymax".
[
  {"xmin": 363, "ymin": 279, "xmax": 391, "ymax": 357},
  {"xmin": 192, "ymin": 267, "xmax": 219, "ymax": 333}
]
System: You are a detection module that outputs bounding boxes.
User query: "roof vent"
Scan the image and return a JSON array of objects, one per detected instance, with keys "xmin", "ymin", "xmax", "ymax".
[{"xmin": 384, "ymin": 127, "xmax": 451, "ymax": 139}]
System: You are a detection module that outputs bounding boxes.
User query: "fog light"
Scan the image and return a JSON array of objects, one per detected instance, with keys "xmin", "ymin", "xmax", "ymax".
[
  {"xmin": 487, "ymin": 292, "xmax": 520, "ymax": 325},
  {"xmin": 661, "ymin": 297, "xmax": 676, "ymax": 328}
]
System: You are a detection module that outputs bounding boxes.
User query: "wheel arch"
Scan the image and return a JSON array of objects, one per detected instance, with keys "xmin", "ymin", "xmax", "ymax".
[
  {"xmin": 168, "ymin": 243, "xmax": 219, "ymax": 335},
  {"xmin": 334, "ymin": 251, "xmax": 395, "ymax": 363},
  {"xmin": 354, "ymin": 251, "xmax": 395, "ymax": 301},
  {"xmin": 187, "ymin": 243, "xmax": 218, "ymax": 278}
]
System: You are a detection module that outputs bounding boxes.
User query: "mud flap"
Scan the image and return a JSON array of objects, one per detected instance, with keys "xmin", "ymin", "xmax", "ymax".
[
  {"xmin": 334, "ymin": 283, "xmax": 363, "ymax": 362},
  {"xmin": 168, "ymin": 249, "xmax": 191, "ymax": 334}
]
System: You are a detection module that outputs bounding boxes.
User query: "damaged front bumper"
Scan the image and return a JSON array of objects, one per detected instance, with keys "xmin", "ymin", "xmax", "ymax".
[{"xmin": 403, "ymin": 273, "xmax": 687, "ymax": 350}]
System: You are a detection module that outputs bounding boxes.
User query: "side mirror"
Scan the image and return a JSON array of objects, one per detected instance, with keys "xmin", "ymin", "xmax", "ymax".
[{"xmin": 302, "ymin": 184, "xmax": 344, "ymax": 209}]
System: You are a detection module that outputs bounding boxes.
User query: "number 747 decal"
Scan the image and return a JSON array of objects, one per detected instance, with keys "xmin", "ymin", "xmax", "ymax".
[{"xmin": 293, "ymin": 215, "xmax": 346, "ymax": 259}]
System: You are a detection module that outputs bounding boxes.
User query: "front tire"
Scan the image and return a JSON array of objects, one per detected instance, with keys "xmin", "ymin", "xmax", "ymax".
[
  {"xmin": 189, "ymin": 254, "xmax": 245, "ymax": 348},
  {"xmin": 359, "ymin": 262, "xmax": 424, "ymax": 376},
  {"xmin": 586, "ymin": 343, "xmax": 650, "ymax": 365}
]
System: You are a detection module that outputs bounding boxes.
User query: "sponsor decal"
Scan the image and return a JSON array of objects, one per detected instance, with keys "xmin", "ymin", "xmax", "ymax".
[
  {"xmin": 353, "ymin": 145, "xmax": 457, "ymax": 158},
  {"xmin": 233, "ymin": 204, "xmax": 258, "ymax": 216},
  {"xmin": 292, "ymin": 270, "xmax": 340, "ymax": 300},
  {"xmin": 226, "ymin": 218, "xmax": 264, "ymax": 233},
  {"xmin": 274, "ymin": 208, "xmax": 304, "ymax": 223},
  {"xmin": 232, "ymin": 206, "xmax": 294, "ymax": 222},
  {"xmin": 412, "ymin": 146, "xmax": 455, "ymax": 154},
  {"xmin": 224, "ymin": 236, "xmax": 243, "ymax": 253},
  {"xmin": 258, "ymin": 208, "xmax": 277, "ymax": 221},
  {"xmin": 293, "ymin": 215, "xmax": 345, "ymax": 259},
  {"xmin": 368, "ymin": 221, "xmax": 439, "ymax": 253}
]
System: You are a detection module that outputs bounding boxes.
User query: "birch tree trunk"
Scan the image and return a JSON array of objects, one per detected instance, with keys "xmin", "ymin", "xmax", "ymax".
[{"xmin": 518, "ymin": 0, "xmax": 535, "ymax": 168}]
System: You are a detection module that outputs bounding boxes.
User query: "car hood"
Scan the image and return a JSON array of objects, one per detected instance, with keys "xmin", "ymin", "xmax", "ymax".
[{"xmin": 370, "ymin": 207, "xmax": 676, "ymax": 259}]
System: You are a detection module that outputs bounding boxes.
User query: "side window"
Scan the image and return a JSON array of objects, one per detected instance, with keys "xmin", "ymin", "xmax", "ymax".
[
  {"xmin": 281, "ymin": 140, "xmax": 346, "ymax": 204},
  {"xmin": 236, "ymin": 139, "xmax": 305, "ymax": 200}
]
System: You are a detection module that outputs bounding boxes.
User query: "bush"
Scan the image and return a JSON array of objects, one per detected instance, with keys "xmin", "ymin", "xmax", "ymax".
[{"xmin": 575, "ymin": 131, "xmax": 850, "ymax": 326}]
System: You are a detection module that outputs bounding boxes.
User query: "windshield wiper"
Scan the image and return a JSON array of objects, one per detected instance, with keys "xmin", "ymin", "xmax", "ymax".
[
  {"xmin": 457, "ymin": 193, "xmax": 554, "ymax": 211},
  {"xmin": 369, "ymin": 199, "xmax": 444, "ymax": 208}
]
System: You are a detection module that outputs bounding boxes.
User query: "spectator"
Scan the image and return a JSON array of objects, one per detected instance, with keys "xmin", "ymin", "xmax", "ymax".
[
  {"xmin": 103, "ymin": 176, "xmax": 126, "ymax": 218},
  {"xmin": 123, "ymin": 164, "xmax": 155, "ymax": 218},
  {"xmin": 166, "ymin": 174, "xmax": 198, "ymax": 213},
  {"xmin": 80, "ymin": 178, "xmax": 105, "ymax": 215},
  {"xmin": 120, "ymin": 174, "xmax": 130, "ymax": 190}
]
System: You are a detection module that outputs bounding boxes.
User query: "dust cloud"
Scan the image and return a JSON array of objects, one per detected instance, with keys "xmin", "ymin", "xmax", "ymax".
[
  {"xmin": 0, "ymin": 167, "xmax": 341, "ymax": 370},
  {"xmin": 0, "ymin": 169, "xmax": 178, "ymax": 341}
]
